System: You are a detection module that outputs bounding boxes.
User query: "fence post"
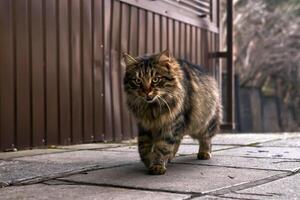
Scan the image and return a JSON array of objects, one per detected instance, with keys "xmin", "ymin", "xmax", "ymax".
[{"xmin": 226, "ymin": 0, "xmax": 235, "ymax": 130}]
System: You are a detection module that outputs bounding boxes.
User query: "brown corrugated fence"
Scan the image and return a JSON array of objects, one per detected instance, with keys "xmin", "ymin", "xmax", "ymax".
[{"xmin": 0, "ymin": 0, "xmax": 221, "ymax": 151}]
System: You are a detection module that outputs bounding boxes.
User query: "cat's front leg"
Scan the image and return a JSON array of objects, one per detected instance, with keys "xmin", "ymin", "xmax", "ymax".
[
  {"xmin": 149, "ymin": 140, "xmax": 174, "ymax": 175},
  {"xmin": 138, "ymin": 136, "xmax": 170, "ymax": 175},
  {"xmin": 138, "ymin": 132, "xmax": 154, "ymax": 168}
]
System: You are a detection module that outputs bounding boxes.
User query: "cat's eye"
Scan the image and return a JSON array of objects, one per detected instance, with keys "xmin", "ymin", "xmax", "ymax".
[
  {"xmin": 152, "ymin": 77, "xmax": 160, "ymax": 83},
  {"xmin": 135, "ymin": 79, "xmax": 142, "ymax": 84}
]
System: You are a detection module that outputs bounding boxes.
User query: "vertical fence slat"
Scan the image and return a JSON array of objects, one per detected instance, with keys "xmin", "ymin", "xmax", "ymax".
[
  {"xmin": 196, "ymin": 28, "xmax": 201, "ymax": 65},
  {"xmin": 70, "ymin": 0, "xmax": 83, "ymax": 144},
  {"xmin": 58, "ymin": 0, "xmax": 71, "ymax": 145},
  {"xmin": 201, "ymin": 29, "xmax": 208, "ymax": 68},
  {"xmin": 31, "ymin": 0, "xmax": 45, "ymax": 147},
  {"xmin": 45, "ymin": 0, "xmax": 59, "ymax": 145},
  {"xmin": 110, "ymin": 0, "xmax": 122, "ymax": 141},
  {"xmin": 211, "ymin": 32, "xmax": 216, "ymax": 76},
  {"xmin": 167, "ymin": 18, "xmax": 173, "ymax": 55},
  {"xmin": 103, "ymin": 0, "xmax": 113, "ymax": 141},
  {"xmin": 0, "ymin": 0, "xmax": 15, "ymax": 150},
  {"xmin": 82, "ymin": 0, "xmax": 94, "ymax": 142},
  {"xmin": 191, "ymin": 26, "xmax": 196, "ymax": 64},
  {"xmin": 207, "ymin": 31, "xmax": 212, "ymax": 71},
  {"xmin": 179, "ymin": 22, "xmax": 185, "ymax": 59},
  {"xmin": 138, "ymin": 9, "xmax": 146, "ymax": 55},
  {"xmin": 153, "ymin": 13, "xmax": 160, "ymax": 53},
  {"xmin": 161, "ymin": 16, "xmax": 167, "ymax": 51},
  {"xmin": 185, "ymin": 24, "xmax": 191, "ymax": 61},
  {"xmin": 215, "ymin": 32, "xmax": 222, "ymax": 90},
  {"xmin": 173, "ymin": 20, "xmax": 179, "ymax": 58},
  {"xmin": 93, "ymin": 0, "xmax": 104, "ymax": 141},
  {"xmin": 15, "ymin": 0, "xmax": 31, "ymax": 148},
  {"xmin": 120, "ymin": 3, "xmax": 132, "ymax": 140},
  {"xmin": 129, "ymin": 7, "xmax": 138, "ymax": 56},
  {"xmin": 146, "ymin": 11, "xmax": 153, "ymax": 54}
]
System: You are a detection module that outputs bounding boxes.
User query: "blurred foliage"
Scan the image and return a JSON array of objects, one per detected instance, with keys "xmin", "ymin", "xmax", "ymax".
[{"xmin": 228, "ymin": 0, "xmax": 300, "ymax": 130}]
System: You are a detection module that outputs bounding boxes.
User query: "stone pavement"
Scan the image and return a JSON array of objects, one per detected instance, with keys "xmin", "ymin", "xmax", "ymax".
[{"xmin": 0, "ymin": 133, "xmax": 299, "ymax": 200}]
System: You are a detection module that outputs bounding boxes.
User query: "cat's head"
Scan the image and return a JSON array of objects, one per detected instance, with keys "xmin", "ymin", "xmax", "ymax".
[{"xmin": 123, "ymin": 50, "xmax": 182, "ymax": 104}]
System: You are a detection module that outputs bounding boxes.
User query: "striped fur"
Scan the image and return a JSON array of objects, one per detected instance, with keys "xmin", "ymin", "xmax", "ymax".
[{"xmin": 123, "ymin": 50, "xmax": 222, "ymax": 175}]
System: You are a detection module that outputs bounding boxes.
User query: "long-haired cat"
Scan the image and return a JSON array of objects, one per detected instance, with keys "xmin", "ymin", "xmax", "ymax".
[{"xmin": 123, "ymin": 50, "xmax": 222, "ymax": 175}]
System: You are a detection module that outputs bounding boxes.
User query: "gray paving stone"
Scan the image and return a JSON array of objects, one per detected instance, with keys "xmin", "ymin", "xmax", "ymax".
[
  {"xmin": 182, "ymin": 134, "xmax": 289, "ymax": 146},
  {"xmin": 103, "ymin": 144, "xmax": 235, "ymax": 155},
  {"xmin": 212, "ymin": 134, "xmax": 292, "ymax": 146},
  {"xmin": 0, "ymin": 183, "xmax": 190, "ymax": 200},
  {"xmin": 220, "ymin": 173, "xmax": 300, "ymax": 200},
  {"xmin": 60, "ymin": 163, "xmax": 280, "ymax": 193},
  {"xmin": 118, "ymin": 133, "xmax": 288, "ymax": 146},
  {"xmin": 258, "ymin": 137, "xmax": 300, "ymax": 147},
  {"xmin": 57, "ymin": 143, "xmax": 124, "ymax": 150},
  {"xmin": 0, "ymin": 150, "xmax": 139, "ymax": 185},
  {"xmin": 0, "ymin": 149, "xmax": 69, "ymax": 160},
  {"xmin": 173, "ymin": 155, "xmax": 300, "ymax": 171},
  {"xmin": 176, "ymin": 145, "xmax": 236, "ymax": 156},
  {"xmin": 104, "ymin": 145, "xmax": 138, "ymax": 152},
  {"xmin": 15, "ymin": 150, "xmax": 139, "ymax": 164},
  {"xmin": 214, "ymin": 146, "xmax": 300, "ymax": 159}
]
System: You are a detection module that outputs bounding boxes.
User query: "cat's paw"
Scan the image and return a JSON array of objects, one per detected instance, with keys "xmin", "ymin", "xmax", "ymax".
[
  {"xmin": 197, "ymin": 152, "xmax": 211, "ymax": 160},
  {"xmin": 149, "ymin": 164, "xmax": 166, "ymax": 175}
]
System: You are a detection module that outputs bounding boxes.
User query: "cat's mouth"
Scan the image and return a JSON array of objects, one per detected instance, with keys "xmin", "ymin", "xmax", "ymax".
[{"xmin": 144, "ymin": 96, "xmax": 157, "ymax": 103}]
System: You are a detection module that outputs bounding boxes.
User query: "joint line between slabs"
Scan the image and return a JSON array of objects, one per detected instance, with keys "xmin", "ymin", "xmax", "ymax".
[
  {"xmin": 172, "ymin": 162, "xmax": 293, "ymax": 173},
  {"xmin": 49, "ymin": 178, "xmax": 202, "ymax": 196},
  {"xmin": 206, "ymin": 170, "xmax": 299, "ymax": 196},
  {"xmin": 7, "ymin": 163, "xmax": 136, "ymax": 187}
]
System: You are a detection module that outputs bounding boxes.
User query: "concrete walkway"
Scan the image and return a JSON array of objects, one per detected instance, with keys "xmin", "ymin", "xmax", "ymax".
[{"xmin": 0, "ymin": 134, "xmax": 299, "ymax": 200}]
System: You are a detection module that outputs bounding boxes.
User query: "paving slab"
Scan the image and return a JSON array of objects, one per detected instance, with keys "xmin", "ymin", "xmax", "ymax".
[
  {"xmin": 182, "ymin": 134, "xmax": 289, "ymax": 146},
  {"xmin": 59, "ymin": 163, "xmax": 281, "ymax": 193},
  {"xmin": 57, "ymin": 143, "xmax": 124, "ymax": 150},
  {"xmin": 173, "ymin": 155, "xmax": 300, "ymax": 171},
  {"xmin": 103, "ymin": 144, "xmax": 235, "ymax": 155},
  {"xmin": 258, "ymin": 137, "xmax": 300, "ymax": 147},
  {"xmin": 104, "ymin": 145, "xmax": 138, "ymax": 152},
  {"xmin": 212, "ymin": 134, "xmax": 295, "ymax": 146},
  {"xmin": 15, "ymin": 150, "xmax": 139, "ymax": 164},
  {"xmin": 0, "ymin": 183, "xmax": 190, "ymax": 200},
  {"xmin": 214, "ymin": 146, "xmax": 300, "ymax": 159},
  {"xmin": 220, "ymin": 173, "xmax": 300, "ymax": 200},
  {"xmin": 0, "ymin": 149, "xmax": 69, "ymax": 160},
  {"xmin": 193, "ymin": 195, "xmax": 226, "ymax": 199},
  {"xmin": 176, "ymin": 145, "xmax": 236, "ymax": 156},
  {"xmin": 0, "ymin": 150, "xmax": 139, "ymax": 186}
]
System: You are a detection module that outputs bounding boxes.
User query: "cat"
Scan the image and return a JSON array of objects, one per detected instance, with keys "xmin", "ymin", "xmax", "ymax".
[{"xmin": 123, "ymin": 50, "xmax": 222, "ymax": 175}]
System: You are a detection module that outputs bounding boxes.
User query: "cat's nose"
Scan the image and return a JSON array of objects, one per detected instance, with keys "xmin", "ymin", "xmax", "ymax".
[
  {"xmin": 145, "ymin": 89, "xmax": 153, "ymax": 96},
  {"xmin": 143, "ymin": 85, "xmax": 152, "ymax": 94}
]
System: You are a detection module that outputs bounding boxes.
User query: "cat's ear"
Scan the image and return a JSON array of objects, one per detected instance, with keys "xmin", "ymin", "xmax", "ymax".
[
  {"xmin": 122, "ymin": 52, "xmax": 138, "ymax": 67},
  {"xmin": 157, "ymin": 49, "xmax": 171, "ymax": 63}
]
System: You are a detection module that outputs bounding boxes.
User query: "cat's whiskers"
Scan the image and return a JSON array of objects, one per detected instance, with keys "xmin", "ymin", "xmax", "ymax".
[
  {"xmin": 162, "ymin": 90, "xmax": 176, "ymax": 98},
  {"xmin": 156, "ymin": 97, "xmax": 162, "ymax": 113},
  {"xmin": 157, "ymin": 95, "xmax": 172, "ymax": 116},
  {"xmin": 134, "ymin": 97, "xmax": 142, "ymax": 114}
]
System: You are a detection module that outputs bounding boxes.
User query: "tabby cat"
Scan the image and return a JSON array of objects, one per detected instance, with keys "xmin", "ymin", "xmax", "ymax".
[{"xmin": 123, "ymin": 50, "xmax": 222, "ymax": 175}]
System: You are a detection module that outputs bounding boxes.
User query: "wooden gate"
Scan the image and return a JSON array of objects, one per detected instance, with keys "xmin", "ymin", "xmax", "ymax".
[{"xmin": 0, "ymin": 0, "xmax": 226, "ymax": 151}]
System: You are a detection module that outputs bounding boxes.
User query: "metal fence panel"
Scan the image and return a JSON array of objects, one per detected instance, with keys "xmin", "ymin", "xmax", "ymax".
[{"xmin": 0, "ymin": 0, "xmax": 220, "ymax": 150}]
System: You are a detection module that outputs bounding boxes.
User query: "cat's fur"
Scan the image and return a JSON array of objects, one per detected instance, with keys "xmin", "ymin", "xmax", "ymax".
[{"xmin": 123, "ymin": 50, "xmax": 222, "ymax": 175}]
